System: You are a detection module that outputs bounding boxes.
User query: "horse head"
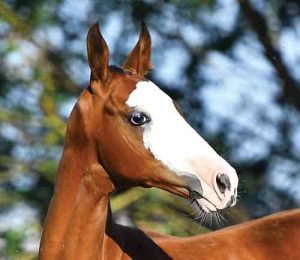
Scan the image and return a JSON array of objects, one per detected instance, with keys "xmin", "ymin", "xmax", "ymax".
[{"xmin": 67, "ymin": 22, "xmax": 238, "ymax": 216}]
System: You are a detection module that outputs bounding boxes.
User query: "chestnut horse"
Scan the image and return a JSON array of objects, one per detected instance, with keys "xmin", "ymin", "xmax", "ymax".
[{"xmin": 39, "ymin": 23, "xmax": 300, "ymax": 260}]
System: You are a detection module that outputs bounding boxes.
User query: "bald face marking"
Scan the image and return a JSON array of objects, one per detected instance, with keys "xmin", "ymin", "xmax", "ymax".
[
  {"xmin": 126, "ymin": 80, "xmax": 238, "ymax": 212},
  {"xmin": 126, "ymin": 81, "xmax": 217, "ymax": 176}
]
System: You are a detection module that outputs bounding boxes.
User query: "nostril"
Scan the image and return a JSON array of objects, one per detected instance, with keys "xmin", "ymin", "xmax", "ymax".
[{"xmin": 216, "ymin": 173, "xmax": 231, "ymax": 194}]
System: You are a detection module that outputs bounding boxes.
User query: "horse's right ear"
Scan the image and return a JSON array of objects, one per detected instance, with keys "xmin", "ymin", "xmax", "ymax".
[
  {"xmin": 122, "ymin": 22, "xmax": 152, "ymax": 77},
  {"xmin": 87, "ymin": 22, "xmax": 110, "ymax": 82}
]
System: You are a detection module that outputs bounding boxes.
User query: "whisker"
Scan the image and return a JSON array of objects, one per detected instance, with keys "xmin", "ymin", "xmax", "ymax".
[
  {"xmin": 188, "ymin": 196, "xmax": 230, "ymax": 229},
  {"xmin": 215, "ymin": 212, "xmax": 221, "ymax": 227},
  {"xmin": 219, "ymin": 212, "xmax": 227, "ymax": 223}
]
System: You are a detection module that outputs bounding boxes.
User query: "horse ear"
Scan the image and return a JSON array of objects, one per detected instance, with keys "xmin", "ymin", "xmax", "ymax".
[
  {"xmin": 123, "ymin": 22, "xmax": 152, "ymax": 77},
  {"xmin": 87, "ymin": 22, "xmax": 110, "ymax": 82}
]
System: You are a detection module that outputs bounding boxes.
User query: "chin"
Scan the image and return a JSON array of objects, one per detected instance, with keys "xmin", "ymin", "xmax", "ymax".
[{"xmin": 188, "ymin": 193, "xmax": 229, "ymax": 228}]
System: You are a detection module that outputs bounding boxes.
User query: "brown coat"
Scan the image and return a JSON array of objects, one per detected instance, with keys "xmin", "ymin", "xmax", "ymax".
[{"xmin": 39, "ymin": 23, "xmax": 300, "ymax": 260}]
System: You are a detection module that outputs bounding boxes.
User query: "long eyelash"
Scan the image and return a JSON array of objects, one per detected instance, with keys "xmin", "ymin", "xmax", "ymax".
[{"xmin": 188, "ymin": 198, "xmax": 226, "ymax": 228}]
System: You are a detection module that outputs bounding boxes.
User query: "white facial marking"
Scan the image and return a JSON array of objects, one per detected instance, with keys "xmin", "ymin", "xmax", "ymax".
[{"xmin": 126, "ymin": 80, "xmax": 238, "ymax": 211}]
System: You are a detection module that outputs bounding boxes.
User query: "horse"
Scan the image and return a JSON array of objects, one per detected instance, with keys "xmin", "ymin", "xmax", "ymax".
[{"xmin": 39, "ymin": 22, "xmax": 300, "ymax": 260}]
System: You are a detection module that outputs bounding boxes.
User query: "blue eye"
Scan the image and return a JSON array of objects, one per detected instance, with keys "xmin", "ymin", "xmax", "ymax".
[{"xmin": 129, "ymin": 112, "xmax": 150, "ymax": 126}]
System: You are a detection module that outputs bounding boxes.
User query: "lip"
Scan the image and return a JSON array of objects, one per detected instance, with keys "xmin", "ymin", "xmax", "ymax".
[
  {"xmin": 189, "ymin": 189, "xmax": 216, "ymax": 212},
  {"xmin": 180, "ymin": 172, "xmax": 225, "ymax": 208},
  {"xmin": 162, "ymin": 183, "xmax": 228, "ymax": 214},
  {"xmin": 196, "ymin": 197, "xmax": 217, "ymax": 212},
  {"xmin": 149, "ymin": 174, "xmax": 233, "ymax": 213},
  {"xmin": 189, "ymin": 192, "xmax": 219, "ymax": 213}
]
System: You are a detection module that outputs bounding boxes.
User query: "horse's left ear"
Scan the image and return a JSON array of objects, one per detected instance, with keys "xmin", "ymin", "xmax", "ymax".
[{"xmin": 123, "ymin": 22, "xmax": 152, "ymax": 77}]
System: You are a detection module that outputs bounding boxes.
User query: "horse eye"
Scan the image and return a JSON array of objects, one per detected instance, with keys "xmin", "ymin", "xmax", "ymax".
[{"xmin": 129, "ymin": 112, "xmax": 150, "ymax": 126}]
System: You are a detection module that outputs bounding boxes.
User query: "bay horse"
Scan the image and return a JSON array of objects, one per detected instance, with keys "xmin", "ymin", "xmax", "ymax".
[{"xmin": 39, "ymin": 23, "xmax": 300, "ymax": 260}]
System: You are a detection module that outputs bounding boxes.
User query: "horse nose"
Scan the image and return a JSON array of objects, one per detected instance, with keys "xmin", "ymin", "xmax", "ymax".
[{"xmin": 216, "ymin": 173, "xmax": 231, "ymax": 194}]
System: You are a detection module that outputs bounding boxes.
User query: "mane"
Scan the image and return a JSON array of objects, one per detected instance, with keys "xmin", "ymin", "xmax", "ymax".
[{"xmin": 109, "ymin": 65, "xmax": 129, "ymax": 74}]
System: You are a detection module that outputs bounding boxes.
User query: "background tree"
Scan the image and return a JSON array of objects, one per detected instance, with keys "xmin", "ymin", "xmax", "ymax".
[{"xmin": 0, "ymin": 0, "xmax": 300, "ymax": 258}]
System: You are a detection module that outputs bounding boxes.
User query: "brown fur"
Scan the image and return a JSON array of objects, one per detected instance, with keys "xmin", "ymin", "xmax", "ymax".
[
  {"xmin": 123, "ymin": 22, "xmax": 153, "ymax": 77},
  {"xmin": 39, "ymin": 23, "xmax": 300, "ymax": 260}
]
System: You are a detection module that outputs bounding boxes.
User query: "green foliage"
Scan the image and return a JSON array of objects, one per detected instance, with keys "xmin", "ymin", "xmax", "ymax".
[{"xmin": 4, "ymin": 230, "xmax": 23, "ymax": 257}]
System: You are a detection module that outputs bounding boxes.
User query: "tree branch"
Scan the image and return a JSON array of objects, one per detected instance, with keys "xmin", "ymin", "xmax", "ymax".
[
  {"xmin": 237, "ymin": 0, "xmax": 300, "ymax": 111},
  {"xmin": 0, "ymin": 1, "xmax": 30, "ymax": 35}
]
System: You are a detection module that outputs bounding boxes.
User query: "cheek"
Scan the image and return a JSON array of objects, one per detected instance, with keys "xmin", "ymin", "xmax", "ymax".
[
  {"xmin": 141, "ymin": 119, "xmax": 184, "ymax": 169},
  {"xmin": 100, "ymin": 120, "xmax": 153, "ymax": 179}
]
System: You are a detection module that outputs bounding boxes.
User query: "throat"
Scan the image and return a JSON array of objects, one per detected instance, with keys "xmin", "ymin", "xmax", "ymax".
[{"xmin": 39, "ymin": 146, "xmax": 114, "ymax": 259}]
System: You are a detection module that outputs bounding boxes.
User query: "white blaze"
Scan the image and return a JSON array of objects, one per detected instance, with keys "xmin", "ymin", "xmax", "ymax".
[{"xmin": 126, "ymin": 80, "xmax": 238, "ymax": 211}]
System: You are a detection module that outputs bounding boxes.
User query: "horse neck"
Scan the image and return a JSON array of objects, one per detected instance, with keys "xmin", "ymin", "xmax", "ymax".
[{"xmin": 39, "ymin": 142, "xmax": 114, "ymax": 260}]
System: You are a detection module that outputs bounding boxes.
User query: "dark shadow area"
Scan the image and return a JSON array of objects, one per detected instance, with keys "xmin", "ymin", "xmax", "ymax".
[{"xmin": 107, "ymin": 222, "xmax": 172, "ymax": 260}]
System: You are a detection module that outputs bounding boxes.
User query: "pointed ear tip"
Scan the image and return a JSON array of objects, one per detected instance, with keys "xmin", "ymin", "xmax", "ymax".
[
  {"xmin": 140, "ymin": 22, "xmax": 151, "ymax": 41},
  {"xmin": 88, "ymin": 22, "xmax": 101, "ymax": 35},
  {"xmin": 92, "ymin": 21, "xmax": 99, "ymax": 27},
  {"xmin": 141, "ymin": 22, "xmax": 149, "ymax": 32}
]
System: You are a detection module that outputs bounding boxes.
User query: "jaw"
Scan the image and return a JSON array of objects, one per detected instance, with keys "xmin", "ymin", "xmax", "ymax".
[
  {"xmin": 144, "ymin": 177, "xmax": 190, "ymax": 199},
  {"xmin": 145, "ymin": 172, "xmax": 222, "ymax": 213}
]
